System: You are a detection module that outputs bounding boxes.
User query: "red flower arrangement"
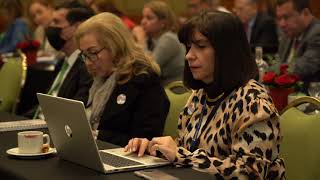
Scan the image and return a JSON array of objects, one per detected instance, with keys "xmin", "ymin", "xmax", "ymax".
[
  {"xmin": 262, "ymin": 63, "xmax": 303, "ymax": 111},
  {"xmin": 262, "ymin": 64, "xmax": 301, "ymax": 88},
  {"xmin": 16, "ymin": 40, "xmax": 41, "ymax": 65},
  {"xmin": 16, "ymin": 40, "xmax": 41, "ymax": 52}
]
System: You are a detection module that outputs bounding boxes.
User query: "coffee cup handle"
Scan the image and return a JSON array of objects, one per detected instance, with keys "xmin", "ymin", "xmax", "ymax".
[{"xmin": 43, "ymin": 134, "xmax": 50, "ymax": 146}]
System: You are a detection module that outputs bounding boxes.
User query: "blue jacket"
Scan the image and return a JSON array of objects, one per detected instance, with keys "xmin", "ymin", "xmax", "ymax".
[{"xmin": 0, "ymin": 18, "xmax": 30, "ymax": 53}]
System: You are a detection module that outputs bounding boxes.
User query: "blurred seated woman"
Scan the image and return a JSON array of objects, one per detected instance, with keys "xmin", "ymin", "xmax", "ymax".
[
  {"xmin": 28, "ymin": 0, "xmax": 57, "ymax": 56},
  {"xmin": 125, "ymin": 11, "xmax": 285, "ymax": 179},
  {"xmin": 134, "ymin": 0, "xmax": 185, "ymax": 86},
  {"xmin": 0, "ymin": 0, "xmax": 30, "ymax": 53},
  {"xmin": 75, "ymin": 12, "xmax": 170, "ymax": 147}
]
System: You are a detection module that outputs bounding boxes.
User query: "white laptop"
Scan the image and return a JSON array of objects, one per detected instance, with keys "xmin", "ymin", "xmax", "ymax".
[{"xmin": 37, "ymin": 93, "xmax": 170, "ymax": 174}]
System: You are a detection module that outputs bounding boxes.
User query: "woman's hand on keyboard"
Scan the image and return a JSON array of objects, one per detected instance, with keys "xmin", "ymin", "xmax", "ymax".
[
  {"xmin": 124, "ymin": 138, "xmax": 150, "ymax": 157},
  {"xmin": 149, "ymin": 136, "xmax": 177, "ymax": 162},
  {"xmin": 125, "ymin": 136, "xmax": 177, "ymax": 162}
]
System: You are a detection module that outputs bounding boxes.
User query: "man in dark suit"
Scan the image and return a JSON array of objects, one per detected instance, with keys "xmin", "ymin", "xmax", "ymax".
[
  {"xmin": 32, "ymin": 3, "xmax": 94, "ymax": 118},
  {"xmin": 233, "ymin": 0, "xmax": 279, "ymax": 54},
  {"xmin": 276, "ymin": 0, "xmax": 320, "ymax": 83}
]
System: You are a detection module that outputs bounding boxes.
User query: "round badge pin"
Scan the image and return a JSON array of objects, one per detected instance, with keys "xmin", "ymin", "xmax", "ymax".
[{"xmin": 117, "ymin": 94, "xmax": 126, "ymax": 105}]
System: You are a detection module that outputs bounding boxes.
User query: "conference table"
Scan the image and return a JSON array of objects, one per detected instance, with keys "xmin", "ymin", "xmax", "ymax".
[{"xmin": 0, "ymin": 113, "xmax": 215, "ymax": 180}]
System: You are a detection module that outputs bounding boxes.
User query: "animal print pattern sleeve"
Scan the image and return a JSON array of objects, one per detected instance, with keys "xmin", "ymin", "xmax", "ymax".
[
  {"xmin": 175, "ymin": 91, "xmax": 196, "ymax": 147},
  {"xmin": 173, "ymin": 80, "xmax": 286, "ymax": 179}
]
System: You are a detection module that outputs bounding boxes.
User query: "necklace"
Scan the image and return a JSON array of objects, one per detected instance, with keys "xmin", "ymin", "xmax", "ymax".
[{"xmin": 205, "ymin": 92, "xmax": 225, "ymax": 103}]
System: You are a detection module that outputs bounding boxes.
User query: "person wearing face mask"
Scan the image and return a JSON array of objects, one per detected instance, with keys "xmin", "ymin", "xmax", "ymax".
[{"xmin": 31, "ymin": 2, "xmax": 94, "ymax": 119}]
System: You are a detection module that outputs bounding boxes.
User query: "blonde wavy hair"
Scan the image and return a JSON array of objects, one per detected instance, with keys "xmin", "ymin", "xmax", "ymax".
[
  {"xmin": 144, "ymin": 0, "xmax": 177, "ymax": 33},
  {"xmin": 75, "ymin": 12, "xmax": 160, "ymax": 85}
]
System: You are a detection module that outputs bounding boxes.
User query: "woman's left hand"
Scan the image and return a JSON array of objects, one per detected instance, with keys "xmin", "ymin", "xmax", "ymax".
[{"xmin": 148, "ymin": 136, "xmax": 177, "ymax": 162}]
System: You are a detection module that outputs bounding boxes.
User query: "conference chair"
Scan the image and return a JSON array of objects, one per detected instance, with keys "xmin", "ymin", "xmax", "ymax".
[
  {"xmin": 0, "ymin": 51, "xmax": 27, "ymax": 113},
  {"xmin": 280, "ymin": 96, "xmax": 320, "ymax": 180},
  {"xmin": 163, "ymin": 81, "xmax": 191, "ymax": 138}
]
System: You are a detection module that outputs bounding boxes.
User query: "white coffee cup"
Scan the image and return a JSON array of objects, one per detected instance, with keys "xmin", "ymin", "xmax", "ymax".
[{"xmin": 18, "ymin": 131, "xmax": 50, "ymax": 154}]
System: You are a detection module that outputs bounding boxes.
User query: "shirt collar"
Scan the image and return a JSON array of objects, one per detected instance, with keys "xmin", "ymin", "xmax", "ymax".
[
  {"xmin": 248, "ymin": 14, "xmax": 257, "ymax": 28},
  {"xmin": 65, "ymin": 49, "xmax": 80, "ymax": 67}
]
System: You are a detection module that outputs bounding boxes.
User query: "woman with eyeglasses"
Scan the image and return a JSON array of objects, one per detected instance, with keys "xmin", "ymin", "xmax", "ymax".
[{"xmin": 75, "ymin": 12, "xmax": 170, "ymax": 147}]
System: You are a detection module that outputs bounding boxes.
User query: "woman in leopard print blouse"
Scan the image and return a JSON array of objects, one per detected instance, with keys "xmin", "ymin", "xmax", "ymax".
[{"xmin": 125, "ymin": 11, "xmax": 285, "ymax": 179}]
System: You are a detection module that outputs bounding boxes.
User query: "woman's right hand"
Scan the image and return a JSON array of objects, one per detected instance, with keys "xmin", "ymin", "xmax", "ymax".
[
  {"xmin": 132, "ymin": 25, "xmax": 146, "ymax": 48},
  {"xmin": 124, "ymin": 138, "xmax": 150, "ymax": 157}
]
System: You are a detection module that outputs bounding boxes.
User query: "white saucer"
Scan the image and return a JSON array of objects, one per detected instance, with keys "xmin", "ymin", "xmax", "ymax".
[{"xmin": 6, "ymin": 147, "xmax": 57, "ymax": 157}]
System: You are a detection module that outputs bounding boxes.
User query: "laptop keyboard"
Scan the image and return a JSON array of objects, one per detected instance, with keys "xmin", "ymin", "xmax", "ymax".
[{"xmin": 99, "ymin": 152, "xmax": 143, "ymax": 167}]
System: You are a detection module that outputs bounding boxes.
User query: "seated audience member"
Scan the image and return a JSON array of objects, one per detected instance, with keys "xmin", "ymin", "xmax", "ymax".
[
  {"xmin": 211, "ymin": 0, "xmax": 230, "ymax": 13},
  {"xmin": 276, "ymin": 0, "xmax": 320, "ymax": 82},
  {"xmin": 0, "ymin": 0, "xmax": 30, "ymax": 53},
  {"xmin": 134, "ymin": 1, "xmax": 185, "ymax": 86},
  {"xmin": 125, "ymin": 11, "xmax": 285, "ymax": 179},
  {"xmin": 180, "ymin": 0, "xmax": 230, "ymax": 26},
  {"xmin": 84, "ymin": 0, "xmax": 94, "ymax": 7},
  {"xmin": 28, "ymin": 0, "xmax": 57, "ymax": 56},
  {"xmin": 178, "ymin": 0, "xmax": 211, "ymax": 27},
  {"xmin": 32, "ymin": 3, "xmax": 94, "ymax": 118},
  {"xmin": 233, "ymin": 0, "xmax": 279, "ymax": 54},
  {"xmin": 187, "ymin": 0, "xmax": 211, "ymax": 17},
  {"xmin": 75, "ymin": 12, "xmax": 170, "ymax": 147},
  {"xmin": 90, "ymin": 0, "xmax": 136, "ymax": 30},
  {"xmin": 263, "ymin": 0, "xmax": 277, "ymax": 18}
]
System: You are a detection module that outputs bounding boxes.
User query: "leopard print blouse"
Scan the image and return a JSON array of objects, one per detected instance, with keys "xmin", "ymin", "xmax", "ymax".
[{"xmin": 174, "ymin": 79, "xmax": 285, "ymax": 179}]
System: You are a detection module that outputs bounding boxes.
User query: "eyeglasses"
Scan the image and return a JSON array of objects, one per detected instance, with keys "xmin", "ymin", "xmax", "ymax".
[{"xmin": 80, "ymin": 47, "xmax": 105, "ymax": 62}]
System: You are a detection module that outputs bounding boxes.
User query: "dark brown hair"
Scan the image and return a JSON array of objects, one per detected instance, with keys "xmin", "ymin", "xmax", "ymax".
[
  {"xmin": 92, "ymin": 0, "xmax": 123, "ymax": 16},
  {"xmin": 0, "ymin": 0, "xmax": 24, "ymax": 19},
  {"xmin": 29, "ymin": 0, "xmax": 54, "ymax": 8},
  {"xmin": 178, "ymin": 11, "xmax": 258, "ymax": 92},
  {"xmin": 276, "ymin": 0, "xmax": 310, "ymax": 12}
]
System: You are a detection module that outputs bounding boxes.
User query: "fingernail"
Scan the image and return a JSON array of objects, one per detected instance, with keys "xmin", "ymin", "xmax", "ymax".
[
  {"xmin": 133, "ymin": 147, "xmax": 136, "ymax": 151},
  {"xmin": 138, "ymin": 153, "xmax": 142, "ymax": 157}
]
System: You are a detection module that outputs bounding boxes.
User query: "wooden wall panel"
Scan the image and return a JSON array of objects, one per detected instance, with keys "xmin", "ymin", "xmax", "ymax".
[
  {"xmin": 310, "ymin": 0, "xmax": 320, "ymax": 18},
  {"xmin": 24, "ymin": 0, "xmax": 319, "ymax": 24},
  {"xmin": 110, "ymin": 0, "xmax": 188, "ymax": 23},
  {"xmin": 220, "ymin": 0, "xmax": 320, "ymax": 18},
  {"xmin": 220, "ymin": 0, "xmax": 234, "ymax": 11},
  {"xmin": 122, "ymin": 0, "xmax": 320, "ymax": 19},
  {"xmin": 219, "ymin": 0, "xmax": 271, "ymax": 13}
]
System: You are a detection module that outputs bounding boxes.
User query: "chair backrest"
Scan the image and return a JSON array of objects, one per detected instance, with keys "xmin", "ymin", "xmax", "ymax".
[
  {"xmin": 163, "ymin": 81, "xmax": 191, "ymax": 138},
  {"xmin": 280, "ymin": 96, "xmax": 320, "ymax": 180},
  {"xmin": 0, "ymin": 52, "xmax": 27, "ymax": 113}
]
